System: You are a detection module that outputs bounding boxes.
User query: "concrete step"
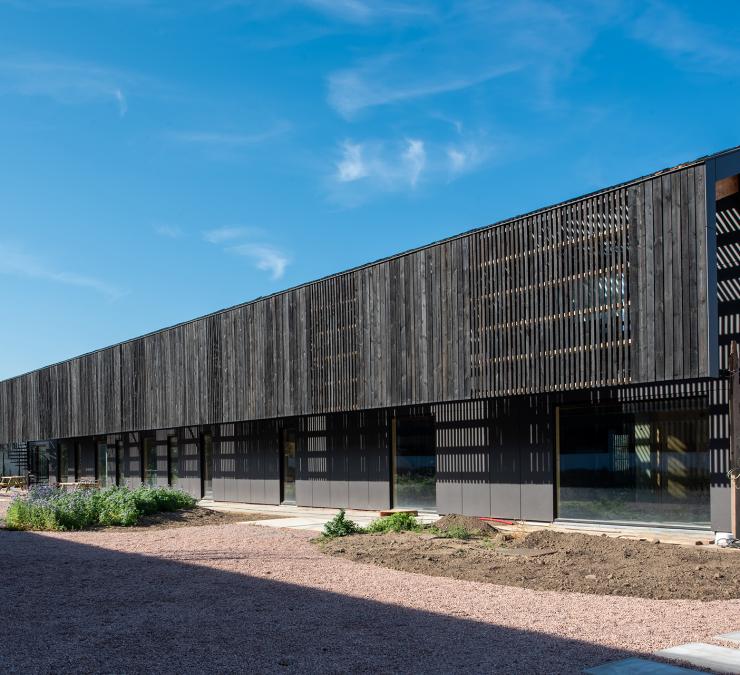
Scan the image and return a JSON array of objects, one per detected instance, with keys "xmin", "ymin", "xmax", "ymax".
[
  {"xmin": 657, "ymin": 642, "xmax": 740, "ymax": 674},
  {"xmin": 717, "ymin": 633, "xmax": 740, "ymax": 646},
  {"xmin": 584, "ymin": 656, "xmax": 701, "ymax": 673}
]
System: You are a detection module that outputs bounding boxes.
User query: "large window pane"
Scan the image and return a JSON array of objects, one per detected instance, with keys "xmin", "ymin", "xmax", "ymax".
[
  {"xmin": 168, "ymin": 436, "xmax": 179, "ymax": 488},
  {"xmin": 558, "ymin": 402, "xmax": 710, "ymax": 527},
  {"xmin": 142, "ymin": 437, "xmax": 157, "ymax": 486},
  {"xmin": 97, "ymin": 441, "xmax": 108, "ymax": 487},
  {"xmin": 394, "ymin": 416, "xmax": 436, "ymax": 510}
]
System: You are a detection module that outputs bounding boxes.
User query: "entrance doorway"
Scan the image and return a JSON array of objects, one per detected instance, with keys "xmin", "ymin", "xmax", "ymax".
[
  {"xmin": 392, "ymin": 415, "xmax": 436, "ymax": 510},
  {"xmin": 201, "ymin": 432, "xmax": 213, "ymax": 499},
  {"xmin": 281, "ymin": 428, "xmax": 297, "ymax": 504}
]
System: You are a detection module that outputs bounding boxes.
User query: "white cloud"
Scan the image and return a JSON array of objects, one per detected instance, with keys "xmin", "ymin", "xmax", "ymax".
[
  {"xmin": 202, "ymin": 226, "xmax": 262, "ymax": 244},
  {"xmin": 0, "ymin": 57, "xmax": 134, "ymax": 115},
  {"xmin": 334, "ymin": 138, "xmax": 427, "ymax": 188},
  {"xmin": 336, "ymin": 141, "xmax": 368, "ymax": 182},
  {"xmin": 403, "ymin": 138, "xmax": 425, "ymax": 187},
  {"xmin": 203, "ymin": 227, "xmax": 289, "ymax": 279},
  {"xmin": 154, "ymin": 224, "xmax": 183, "ymax": 238},
  {"xmin": 0, "ymin": 243, "xmax": 124, "ymax": 299},
  {"xmin": 230, "ymin": 243, "xmax": 290, "ymax": 280},
  {"xmin": 446, "ymin": 140, "xmax": 490, "ymax": 176}
]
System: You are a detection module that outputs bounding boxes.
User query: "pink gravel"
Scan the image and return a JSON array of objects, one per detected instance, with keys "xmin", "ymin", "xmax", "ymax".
[{"xmin": 1, "ymin": 522, "xmax": 738, "ymax": 674}]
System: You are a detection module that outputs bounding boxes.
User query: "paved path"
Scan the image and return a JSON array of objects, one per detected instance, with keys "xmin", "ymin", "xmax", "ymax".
[{"xmin": 587, "ymin": 633, "xmax": 740, "ymax": 673}]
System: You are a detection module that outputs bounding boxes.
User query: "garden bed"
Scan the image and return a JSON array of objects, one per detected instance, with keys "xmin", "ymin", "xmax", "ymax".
[
  {"xmin": 3, "ymin": 484, "xmax": 197, "ymax": 531},
  {"xmin": 318, "ymin": 515, "xmax": 740, "ymax": 601},
  {"xmin": 121, "ymin": 507, "xmax": 283, "ymax": 530}
]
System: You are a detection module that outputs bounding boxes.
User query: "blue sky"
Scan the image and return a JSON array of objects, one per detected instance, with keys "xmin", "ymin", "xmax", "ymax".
[{"xmin": 1, "ymin": 0, "xmax": 739, "ymax": 380}]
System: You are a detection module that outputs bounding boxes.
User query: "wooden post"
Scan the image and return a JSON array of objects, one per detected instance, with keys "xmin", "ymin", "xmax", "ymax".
[{"xmin": 729, "ymin": 341, "xmax": 740, "ymax": 538}]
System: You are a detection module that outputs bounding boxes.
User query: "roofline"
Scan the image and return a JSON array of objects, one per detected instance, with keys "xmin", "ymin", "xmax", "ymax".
[{"xmin": 3, "ymin": 143, "xmax": 739, "ymax": 384}]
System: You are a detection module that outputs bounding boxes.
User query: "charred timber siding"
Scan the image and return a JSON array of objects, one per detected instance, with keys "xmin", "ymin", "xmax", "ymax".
[{"xmin": 0, "ymin": 163, "xmax": 714, "ymax": 444}]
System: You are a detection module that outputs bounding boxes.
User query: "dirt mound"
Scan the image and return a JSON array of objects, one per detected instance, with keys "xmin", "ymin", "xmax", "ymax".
[
  {"xmin": 434, "ymin": 514, "xmax": 498, "ymax": 536},
  {"xmin": 321, "ymin": 527, "xmax": 740, "ymax": 600}
]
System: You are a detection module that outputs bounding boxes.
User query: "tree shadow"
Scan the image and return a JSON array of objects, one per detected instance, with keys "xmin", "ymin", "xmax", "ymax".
[{"xmin": 1, "ymin": 529, "xmax": 644, "ymax": 674}]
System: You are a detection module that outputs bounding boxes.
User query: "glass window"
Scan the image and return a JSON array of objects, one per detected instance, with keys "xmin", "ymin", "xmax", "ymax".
[
  {"xmin": 142, "ymin": 437, "xmax": 157, "ymax": 486},
  {"xmin": 97, "ymin": 441, "xmax": 108, "ymax": 487},
  {"xmin": 558, "ymin": 402, "xmax": 710, "ymax": 527},
  {"xmin": 201, "ymin": 433, "xmax": 213, "ymax": 499},
  {"xmin": 115, "ymin": 440, "xmax": 123, "ymax": 486},
  {"xmin": 59, "ymin": 442, "xmax": 70, "ymax": 483},
  {"xmin": 393, "ymin": 416, "xmax": 436, "ymax": 510},
  {"xmin": 168, "ymin": 436, "xmax": 179, "ymax": 487},
  {"xmin": 281, "ymin": 429, "xmax": 296, "ymax": 504}
]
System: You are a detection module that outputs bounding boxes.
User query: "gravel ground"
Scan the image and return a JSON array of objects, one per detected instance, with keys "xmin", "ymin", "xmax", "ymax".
[{"xmin": 2, "ymin": 522, "xmax": 738, "ymax": 674}]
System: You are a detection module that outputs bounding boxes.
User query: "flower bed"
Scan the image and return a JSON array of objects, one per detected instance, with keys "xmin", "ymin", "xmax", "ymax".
[{"xmin": 5, "ymin": 484, "xmax": 196, "ymax": 531}]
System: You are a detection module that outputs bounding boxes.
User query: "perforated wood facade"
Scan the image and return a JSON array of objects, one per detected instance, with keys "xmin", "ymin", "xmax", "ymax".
[{"xmin": 0, "ymin": 156, "xmax": 720, "ymax": 445}]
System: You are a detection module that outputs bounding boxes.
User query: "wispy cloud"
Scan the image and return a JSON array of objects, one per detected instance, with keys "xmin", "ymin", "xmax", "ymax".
[
  {"xmin": 336, "ymin": 141, "xmax": 368, "ymax": 182},
  {"xmin": 0, "ymin": 56, "xmax": 135, "ymax": 115},
  {"xmin": 0, "ymin": 243, "xmax": 124, "ymax": 300},
  {"xmin": 203, "ymin": 227, "xmax": 289, "ymax": 280},
  {"xmin": 168, "ymin": 122, "xmax": 291, "ymax": 148},
  {"xmin": 335, "ymin": 138, "xmax": 427, "ymax": 188},
  {"xmin": 293, "ymin": 0, "xmax": 433, "ymax": 24},
  {"xmin": 325, "ymin": 1, "xmax": 620, "ymax": 117},
  {"xmin": 446, "ymin": 139, "xmax": 491, "ymax": 177},
  {"xmin": 630, "ymin": 1, "xmax": 740, "ymax": 72},
  {"xmin": 154, "ymin": 224, "xmax": 183, "ymax": 239},
  {"xmin": 202, "ymin": 226, "xmax": 262, "ymax": 244},
  {"xmin": 229, "ymin": 243, "xmax": 290, "ymax": 280},
  {"xmin": 328, "ymin": 61, "xmax": 520, "ymax": 118}
]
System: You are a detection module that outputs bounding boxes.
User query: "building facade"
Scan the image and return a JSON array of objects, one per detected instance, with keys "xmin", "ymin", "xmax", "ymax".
[{"xmin": 3, "ymin": 147, "xmax": 740, "ymax": 531}]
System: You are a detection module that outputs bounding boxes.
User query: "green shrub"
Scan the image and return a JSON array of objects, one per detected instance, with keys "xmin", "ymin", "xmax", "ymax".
[
  {"xmin": 4, "ymin": 484, "xmax": 196, "ymax": 531},
  {"xmin": 366, "ymin": 512, "xmax": 421, "ymax": 534},
  {"xmin": 322, "ymin": 509, "xmax": 364, "ymax": 538}
]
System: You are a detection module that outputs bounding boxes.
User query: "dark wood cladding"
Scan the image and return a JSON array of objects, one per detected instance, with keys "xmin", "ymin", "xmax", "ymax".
[
  {"xmin": 0, "ymin": 160, "xmax": 717, "ymax": 443},
  {"xmin": 628, "ymin": 163, "xmax": 711, "ymax": 382}
]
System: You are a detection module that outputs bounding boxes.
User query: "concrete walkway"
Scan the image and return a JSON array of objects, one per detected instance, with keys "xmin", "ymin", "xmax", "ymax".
[
  {"xmin": 200, "ymin": 500, "xmax": 439, "ymax": 532},
  {"xmin": 587, "ymin": 632, "xmax": 740, "ymax": 673}
]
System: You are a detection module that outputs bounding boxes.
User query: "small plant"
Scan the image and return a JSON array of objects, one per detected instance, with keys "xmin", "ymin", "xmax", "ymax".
[
  {"xmin": 366, "ymin": 511, "xmax": 421, "ymax": 534},
  {"xmin": 322, "ymin": 509, "xmax": 364, "ymax": 538}
]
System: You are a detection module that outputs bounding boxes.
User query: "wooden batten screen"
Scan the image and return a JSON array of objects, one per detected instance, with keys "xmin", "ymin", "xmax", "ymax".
[
  {"xmin": 469, "ymin": 187, "xmax": 629, "ymax": 396},
  {"xmin": 0, "ymin": 162, "xmax": 717, "ymax": 444}
]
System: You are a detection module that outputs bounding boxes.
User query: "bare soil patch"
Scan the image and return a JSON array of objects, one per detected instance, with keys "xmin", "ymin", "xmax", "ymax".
[
  {"xmin": 120, "ymin": 507, "xmax": 279, "ymax": 530},
  {"xmin": 320, "ymin": 527, "xmax": 740, "ymax": 601}
]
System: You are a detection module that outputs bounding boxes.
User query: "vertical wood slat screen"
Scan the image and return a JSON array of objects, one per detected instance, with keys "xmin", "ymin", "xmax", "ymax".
[
  {"xmin": 0, "ymin": 161, "xmax": 716, "ymax": 443},
  {"xmin": 469, "ymin": 186, "xmax": 630, "ymax": 395}
]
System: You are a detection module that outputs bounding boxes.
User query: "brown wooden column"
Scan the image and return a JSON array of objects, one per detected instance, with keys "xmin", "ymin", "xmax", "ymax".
[{"xmin": 728, "ymin": 341, "xmax": 740, "ymax": 536}]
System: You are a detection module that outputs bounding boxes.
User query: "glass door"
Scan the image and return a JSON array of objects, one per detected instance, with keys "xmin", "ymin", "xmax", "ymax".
[
  {"xmin": 167, "ymin": 435, "xmax": 179, "ymax": 488},
  {"xmin": 393, "ymin": 416, "xmax": 436, "ymax": 510},
  {"xmin": 58, "ymin": 442, "xmax": 70, "ymax": 483},
  {"xmin": 201, "ymin": 432, "xmax": 213, "ymax": 499},
  {"xmin": 96, "ymin": 440, "xmax": 108, "ymax": 487},
  {"xmin": 281, "ymin": 428, "xmax": 297, "ymax": 504},
  {"xmin": 142, "ymin": 437, "xmax": 158, "ymax": 486}
]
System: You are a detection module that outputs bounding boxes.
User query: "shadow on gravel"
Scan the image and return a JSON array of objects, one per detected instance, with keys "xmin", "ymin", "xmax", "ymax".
[{"xmin": 1, "ymin": 530, "xmax": 644, "ymax": 674}]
